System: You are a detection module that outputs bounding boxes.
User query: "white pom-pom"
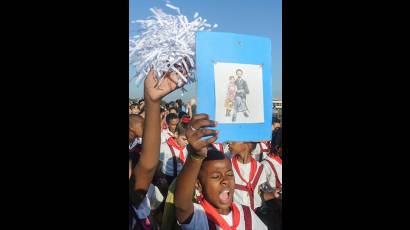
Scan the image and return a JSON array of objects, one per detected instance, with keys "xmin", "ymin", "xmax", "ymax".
[{"xmin": 129, "ymin": 2, "xmax": 218, "ymax": 90}]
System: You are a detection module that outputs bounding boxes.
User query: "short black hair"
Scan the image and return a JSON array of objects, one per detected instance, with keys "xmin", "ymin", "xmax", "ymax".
[
  {"xmin": 271, "ymin": 127, "xmax": 282, "ymax": 153},
  {"xmin": 203, "ymin": 148, "xmax": 227, "ymax": 162},
  {"xmin": 272, "ymin": 116, "xmax": 281, "ymax": 124},
  {"xmin": 176, "ymin": 99, "xmax": 183, "ymax": 107},
  {"xmin": 166, "ymin": 113, "xmax": 179, "ymax": 124}
]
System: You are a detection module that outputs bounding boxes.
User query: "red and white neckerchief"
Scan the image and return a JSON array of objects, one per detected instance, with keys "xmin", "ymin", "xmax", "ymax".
[
  {"xmin": 200, "ymin": 198, "xmax": 240, "ymax": 230},
  {"xmin": 233, "ymin": 155, "xmax": 258, "ymax": 192},
  {"xmin": 166, "ymin": 137, "xmax": 186, "ymax": 163},
  {"xmin": 232, "ymin": 155, "xmax": 265, "ymax": 210}
]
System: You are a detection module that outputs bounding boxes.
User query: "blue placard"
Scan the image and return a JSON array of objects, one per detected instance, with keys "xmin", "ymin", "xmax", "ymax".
[{"xmin": 196, "ymin": 32, "xmax": 272, "ymax": 142}]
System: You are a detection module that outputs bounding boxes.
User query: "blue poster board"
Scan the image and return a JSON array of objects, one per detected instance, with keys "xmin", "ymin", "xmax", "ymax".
[{"xmin": 196, "ymin": 32, "xmax": 272, "ymax": 142}]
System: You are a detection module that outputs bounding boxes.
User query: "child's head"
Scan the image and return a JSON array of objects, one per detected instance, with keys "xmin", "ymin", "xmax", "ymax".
[
  {"xmin": 229, "ymin": 76, "xmax": 235, "ymax": 82},
  {"xmin": 197, "ymin": 149, "xmax": 235, "ymax": 211},
  {"xmin": 174, "ymin": 121, "xmax": 189, "ymax": 148},
  {"xmin": 129, "ymin": 114, "xmax": 144, "ymax": 139},
  {"xmin": 130, "ymin": 103, "xmax": 140, "ymax": 114},
  {"xmin": 271, "ymin": 127, "xmax": 282, "ymax": 156},
  {"xmin": 228, "ymin": 142, "xmax": 256, "ymax": 155},
  {"xmin": 166, "ymin": 113, "xmax": 180, "ymax": 133},
  {"xmin": 168, "ymin": 107, "xmax": 178, "ymax": 115},
  {"xmin": 272, "ymin": 116, "xmax": 281, "ymax": 131}
]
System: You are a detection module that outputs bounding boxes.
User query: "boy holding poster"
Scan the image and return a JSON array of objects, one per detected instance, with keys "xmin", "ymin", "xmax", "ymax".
[{"xmin": 175, "ymin": 114, "xmax": 268, "ymax": 230}]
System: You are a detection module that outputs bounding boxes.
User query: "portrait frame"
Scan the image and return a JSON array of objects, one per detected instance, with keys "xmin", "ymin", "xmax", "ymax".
[{"xmin": 196, "ymin": 32, "xmax": 273, "ymax": 142}]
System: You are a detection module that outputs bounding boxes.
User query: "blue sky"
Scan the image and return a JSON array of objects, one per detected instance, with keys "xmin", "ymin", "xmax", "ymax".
[{"xmin": 129, "ymin": 0, "xmax": 281, "ymax": 102}]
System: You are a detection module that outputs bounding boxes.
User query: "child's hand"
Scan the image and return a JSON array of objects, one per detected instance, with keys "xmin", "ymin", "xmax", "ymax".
[
  {"xmin": 185, "ymin": 114, "xmax": 218, "ymax": 157},
  {"xmin": 144, "ymin": 68, "xmax": 181, "ymax": 102}
]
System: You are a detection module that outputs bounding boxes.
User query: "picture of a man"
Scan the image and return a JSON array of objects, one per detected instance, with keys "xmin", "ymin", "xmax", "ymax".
[{"xmin": 233, "ymin": 68, "xmax": 250, "ymax": 121}]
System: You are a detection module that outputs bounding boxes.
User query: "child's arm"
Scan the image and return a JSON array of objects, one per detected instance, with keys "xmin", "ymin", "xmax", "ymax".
[
  {"xmin": 133, "ymin": 69, "xmax": 180, "ymax": 205},
  {"xmin": 175, "ymin": 114, "xmax": 218, "ymax": 223}
]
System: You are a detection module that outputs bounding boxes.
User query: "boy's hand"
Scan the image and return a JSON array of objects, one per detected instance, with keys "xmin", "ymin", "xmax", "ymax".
[
  {"xmin": 185, "ymin": 114, "xmax": 218, "ymax": 157},
  {"xmin": 144, "ymin": 68, "xmax": 181, "ymax": 103}
]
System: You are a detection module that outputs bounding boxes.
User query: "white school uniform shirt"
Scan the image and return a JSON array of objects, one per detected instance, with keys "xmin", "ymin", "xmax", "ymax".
[
  {"xmin": 179, "ymin": 203, "xmax": 267, "ymax": 230},
  {"xmin": 251, "ymin": 142, "xmax": 269, "ymax": 162},
  {"xmin": 261, "ymin": 156, "xmax": 282, "ymax": 186},
  {"xmin": 159, "ymin": 142, "xmax": 188, "ymax": 176},
  {"xmin": 161, "ymin": 128, "xmax": 175, "ymax": 144},
  {"xmin": 133, "ymin": 184, "xmax": 163, "ymax": 219},
  {"xmin": 232, "ymin": 159, "xmax": 274, "ymax": 209}
]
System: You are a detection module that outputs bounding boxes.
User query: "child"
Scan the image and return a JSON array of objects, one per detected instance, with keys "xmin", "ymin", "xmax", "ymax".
[
  {"xmin": 161, "ymin": 113, "xmax": 180, "ymax": 144},
  {"xmin": 160, "ymin": 120, "xmax": 189, "ymax": 186},
  {"xmin": 228, "ymin": 142, "xmax": 275, "ymax": 211},
  {"xmin": 262, "ymin": 127, "xmax": 282, "ymax": 190},
  {"xmin": 129, "ymin": 114, "xmax": 144, "ymax": 152},
  {"xmin": 129, "ymin": 68, "xmax": 181, "ymax": 230},
  {"xmin": 224, "ymin": 76, "xmax": 236, "ymax": 117},
  {"xmin": 175, "ymin": 114, "xmax": 268, "ymax": 230},
  {"xmin": 256, "ymin": 127, "xmax": 282, "ymax": 230}
]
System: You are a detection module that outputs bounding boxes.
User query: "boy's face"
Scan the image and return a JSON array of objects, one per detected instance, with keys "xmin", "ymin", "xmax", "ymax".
[
  {"xmin": 168, "ymin": 118, "xmax": 179, "ymax": 133},
  {"xmin": 272, "ymin": 122, "xmax": 281, "ymax": 130},
  {"xmin": 198, "ymin": 158, "xmax": 235, "ymax": 211},
  {"xmin": 131, "ymin": 107, "xmax": 140, "ymax": 114},
  {"xmin": 175, "ymin": 133, "xmax": 188, "ymax": 148},
  {"xmin": 228, "ymin": 142, "xmax": 247, "ymax": 155}
]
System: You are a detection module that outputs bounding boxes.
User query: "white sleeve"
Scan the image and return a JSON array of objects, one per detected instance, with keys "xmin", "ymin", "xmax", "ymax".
[
  {"xmin": 273, "ymin": 161, "xmax": 282, "ymax": 184},
  {"xmin": 251, "ymin": 208, "xmax": 268, "ymax": 230},
  {"xmin": 147, "ymin": 184, "xmax": 164, "ymax": 210},
  {"xmin": 179, "ymin": 203, "xmax": 209, "ymax": 230},
  {"xmin": 262, "ymin": 163, "xmax": 276, "ymax": 189},
  {"xmin": 159, "ymin": 143, "xmax": 166, "ymax": 162}
]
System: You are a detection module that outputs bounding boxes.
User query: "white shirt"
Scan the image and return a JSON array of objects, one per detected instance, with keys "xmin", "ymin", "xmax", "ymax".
[
  {"xmin": 251, "ymin": 142, "xmax": 269, "ymax": 162},
  {"xmin": 133, "ymin": 184, "xmax": 163, "ymax": 219},
  {"xmin": 159, "ymin": 142, "xmax": 188, "ymax": 176},
  {"xmin": 147, "ymin": 184, "xmax": 164, "ymax": 210},
  {"xmin": 262, "ymin": 156, "xmax": 282, "ymax": 186},
  {"xmin": 180, "ymin": 203, "xmax": 267, "ymax": 230},
  {"xmin": 232, "ymin": 160, "xmax": 274, "ymax": 209}
]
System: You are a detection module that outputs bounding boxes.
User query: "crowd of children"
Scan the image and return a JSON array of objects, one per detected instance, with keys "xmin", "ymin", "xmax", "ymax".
[{"xmin": 129, "ymin": 69, "xmax": 282, "ymax": 230}]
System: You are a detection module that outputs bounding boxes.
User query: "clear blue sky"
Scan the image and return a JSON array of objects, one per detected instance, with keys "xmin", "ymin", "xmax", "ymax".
[{"xmin": 129, "ymin": 0, "xmax": 282, "ymax": 102}]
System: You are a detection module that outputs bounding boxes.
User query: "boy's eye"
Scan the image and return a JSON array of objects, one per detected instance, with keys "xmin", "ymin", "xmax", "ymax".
[
  {"xmin": 211, "ymin": 174, "xmax": 221, "ymax": 179},
  {"xmin": 226, "ymin": 172, "xmax": 234, "ymax": 177}
]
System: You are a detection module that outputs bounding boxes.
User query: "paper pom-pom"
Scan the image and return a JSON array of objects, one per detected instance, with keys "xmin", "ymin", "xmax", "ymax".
[{"xmin": 129, "ymin": 2, "xmax": 218, "ymax": 91}]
